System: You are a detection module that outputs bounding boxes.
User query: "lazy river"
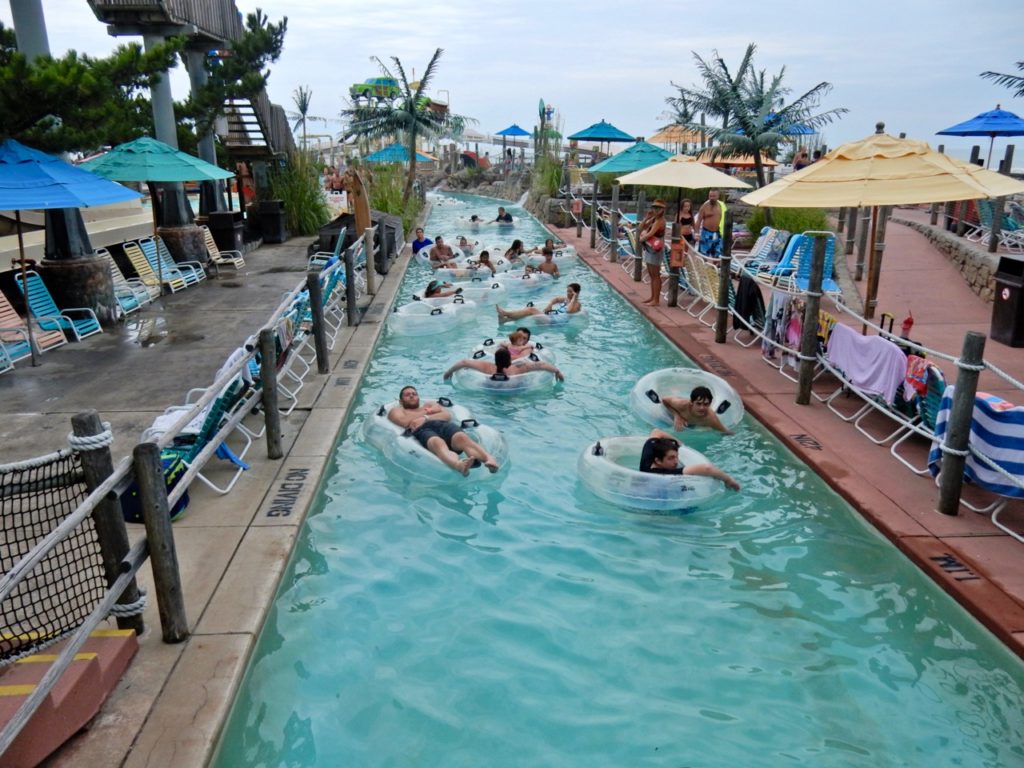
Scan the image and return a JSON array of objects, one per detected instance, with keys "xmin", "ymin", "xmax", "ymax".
[{"xmin": 212, "ymin": 192, "xmax": 1024, "ymax": 767}]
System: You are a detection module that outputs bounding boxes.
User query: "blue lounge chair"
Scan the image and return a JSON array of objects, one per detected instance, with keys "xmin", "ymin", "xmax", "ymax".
[
  {"xmin": 96, "ymin": 247, "xmax": 149, "ymax": 317},
  {"xmin": 138, "ymin": 237, "xmax": 206, "ymax": 287},
  {"xmin": 14, "ymin": 270, "xmax": 102, "ymax": 341},
  {"xmin": 791, "ymin": 232, "xmax": 840, "ymax": 294}
]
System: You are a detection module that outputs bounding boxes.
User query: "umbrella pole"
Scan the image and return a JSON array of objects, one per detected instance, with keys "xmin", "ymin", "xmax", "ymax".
[
  {"xmin": 15, "ymin": 211, "xmax": 40, "ymax": 367},
  {"xmin": 987, "ymin": 135, "xmax": 995, "ymax": 169},
  {"xmin": 148, "ymin": 182, "xmax": 164, "ymax": 296},
  {"xmin": 862, "ymin": 206, "xmax": 880, "ymax": 327}
]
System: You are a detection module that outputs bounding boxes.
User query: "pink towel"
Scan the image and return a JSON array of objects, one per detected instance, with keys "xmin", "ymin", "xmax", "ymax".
[{"xmin": 826, "ymin": 324, "xmax": 907, "ymax": 404}]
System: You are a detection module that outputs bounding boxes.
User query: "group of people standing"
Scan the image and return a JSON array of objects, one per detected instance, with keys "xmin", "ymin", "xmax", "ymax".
[{"xmin": 636, "ymin": 191, "xmax": 728, "ymax": 306}]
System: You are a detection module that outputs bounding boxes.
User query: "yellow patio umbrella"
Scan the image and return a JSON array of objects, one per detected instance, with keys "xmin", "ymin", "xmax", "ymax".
[
  {"xmin": 694, "ymin": 149, "xmax": 778, "ymax": 168},
  {"xmin": 649, "ymin": 125, "xmax": 705, "ymax": 148},
  {"xmin": 741, "ymin": 127, "xmax": 1024, "ymax": 318},
  {"xmin": 616, "ymin": 154, "xmax": 753, "ymax": 190}
]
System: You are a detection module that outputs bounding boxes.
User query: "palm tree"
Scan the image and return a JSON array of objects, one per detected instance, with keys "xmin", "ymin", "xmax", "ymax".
[
  {"xmin": 340, "ymin": 48, "xmax": 470, "ymax": 204},
  {"xmin": 981, "ymin": 60, "xmax": 1024, "ymax": 98},
  {"xmin": 667, "ymin": 44, "xmax": 848, "ymax": 187},
  {"xmin": 288, "ymin": 85, "xmax": 325, "ymax": 150}
]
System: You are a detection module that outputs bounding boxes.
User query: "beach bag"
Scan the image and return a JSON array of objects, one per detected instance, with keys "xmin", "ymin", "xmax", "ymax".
[
  {"xmin": 646, "ymin": 237, "xmax": 664, "ymax": 252},
  {"xmin": 120, "ymin": 451, "xmax": 191, "ymax": 523}
]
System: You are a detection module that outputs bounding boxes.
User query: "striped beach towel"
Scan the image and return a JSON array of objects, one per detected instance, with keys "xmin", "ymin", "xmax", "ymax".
[{"xmin": 928, "ymin": 385, "xmax": 1024, "ymax": 499}]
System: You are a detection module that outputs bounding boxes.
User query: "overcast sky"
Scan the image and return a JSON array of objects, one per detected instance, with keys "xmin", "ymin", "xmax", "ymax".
[{"xmin": 3, "ymin": 0, "xmax": 1021, "ymax": 164}]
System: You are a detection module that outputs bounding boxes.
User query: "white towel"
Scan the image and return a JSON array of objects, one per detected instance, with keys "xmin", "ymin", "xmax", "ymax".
[{"xmin": 826, "ymin": 324, "xmax": 907, "ymax": 404}]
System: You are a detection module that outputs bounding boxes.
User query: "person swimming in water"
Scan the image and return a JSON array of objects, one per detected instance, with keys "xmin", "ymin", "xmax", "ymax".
[
  {"xmin": 658, "ymin": 385, "xmax": 733, "ymax": 435},
  {"xmin": 499, "ymin": 328, "xmax": 535, "ymax": 360},
  {"xmin": 640, "ymin": 429, "xmax": 740, "ymax": 490},
  {"xmin": 443, "ymin": 346, "xmax": 564, "ymax": 383},
  {"xmin": 496, "ymin": 283, "xmax": 581, "ymax": 324}
]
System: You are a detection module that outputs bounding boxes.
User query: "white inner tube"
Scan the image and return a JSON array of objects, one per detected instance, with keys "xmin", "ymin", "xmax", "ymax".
[
  {"xmin": 524, "ymin": 245, "xmax": 578, "ymax": 268},
  {"xmin": 495, "ymin": 270, "xmax": 555, "ymax": 295},
  {"xmin": 629, "ymin": 368, "xmax": 744, "ymax": 433},
  {"xmin": 415, "ymin": 243, "xmax": 465, "ymax": 267},
  {"xmin": 364, "ymin": 399, "xmax": 509, "ymax": 485},
  {"xmin": 450, "ymin": 366, "xmax": 557, "ymax": 395},
  {"xmin": 577, "ymin": 436, "xmax": 723, "ymax": 511},
  {"xmin": 389, "ymin": 298, "xmax": 477, "ymax": 336},
  {"xmin": 513, "ymin": 307, "xmax": 589, "ymax": 330},
  {"xmin": 470, "ymin": 337, "xmax": 556, "ymax": 365},
  {"xmin": 440, "ymin": 281, "xmax": 508, "ymax": 306}
]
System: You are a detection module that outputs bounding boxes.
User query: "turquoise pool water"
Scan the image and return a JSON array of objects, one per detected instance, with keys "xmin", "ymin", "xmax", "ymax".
[{"xmin": 213, "ymin": 192, "xmax": 1024, "ymax": 767}]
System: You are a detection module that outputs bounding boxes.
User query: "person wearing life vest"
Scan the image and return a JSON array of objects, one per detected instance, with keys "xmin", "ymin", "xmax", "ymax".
[{"xmin": 696, "ymin": 190, "xmax": 727, "ymax": 259}]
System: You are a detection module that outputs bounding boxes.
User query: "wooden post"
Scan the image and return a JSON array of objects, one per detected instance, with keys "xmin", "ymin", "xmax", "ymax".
[
  {"xmin": 258, "ymin": 328, "xmax": 283, "ymax": 459},
  {"xmin": 575, "ymin": 197, "xmax": 583, "ymax": 238},
  {"xmin": 1001, "ymin": 144, "xmax": 1015, "ymax": 176},
  {"xmin": 344, "ymin": 245, "xmax": 358, "ymax": 327},
  {"xmin": 633, "ymin": 191, "xmax": 646, "ymax": 282},
  {"xmin": 989, "ymin": 197, "xmax": 1004, "ymax": 254},
  {"xmin": 363, "ymin": 227, "xmax": 376, "ymax": 295},
  {"xmin": 796, "ymin": 235, "xmax": 828, "ymax": 404},
  {"xmin": 936, "ymin": 332, "xmax": 986, "ymax": 515},
  {"xmin": 71, "ymin": 411, "xmax": 144, "ymax": 635},
  {"xmin": 844, "ymin": 206, "xmax": 859, "ymax": 262},
  {"xmin": 305, "ymin": 272, "xmax": 330, "ymax": 374},
  {"xmin": 609, "ymin": 182, "xmax": 620, "ymax": 263},
  {"xmin": 930, "ymin": 145, "xmax": 944, "ymax": 225},
  {"xmin": 589, "ymin": 181, "xmax": 598, "ymax": 249},
  {"xmin": 837, "ymin": 207, "xmax": 847, "ymax": 234},
  {"xmin": 864, "ymin": 207, "xmax": 883, "ymax": 320},
  {"xmin": 667, "ymin": 221, "xmax": 680, "ymax": 307},
  {"xmin": 132, "ymin": 442, "xmax": 188, "ymax": 643},
  {"xmin": 715, "ymin": 211, "xmax": 734, "ymax": 343},
  {"xmin": 855, "ymin": 207, "xmax": 870, "ymax": 281}
]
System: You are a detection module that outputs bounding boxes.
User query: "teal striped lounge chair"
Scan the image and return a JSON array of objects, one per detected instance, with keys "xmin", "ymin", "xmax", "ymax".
[{"xmin": 14, "ymin": 270, "xmax": 102, "ymax": 341}]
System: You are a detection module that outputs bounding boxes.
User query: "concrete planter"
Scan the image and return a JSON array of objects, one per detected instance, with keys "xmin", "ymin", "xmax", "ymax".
[{"xmin": 37, "ymin": 255, "xmax": 118, "ymax": 326}]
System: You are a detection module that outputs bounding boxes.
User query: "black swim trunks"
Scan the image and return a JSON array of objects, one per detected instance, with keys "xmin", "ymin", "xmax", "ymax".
[{"xmin": 411, "ymin": 420, "xmax": 461, "ymax": 449}]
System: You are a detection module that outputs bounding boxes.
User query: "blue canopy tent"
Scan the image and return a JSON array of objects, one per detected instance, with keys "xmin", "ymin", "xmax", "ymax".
[
  {"xmin": 0, "ymin": 139, "xmax": 142, "ymax": 364},
  {"xmin": 588, "ymin": 141, "xmax": 672, "ymax": 175},
  {"xmin": 365, "ymin": 143, "xmax": 433, "ymax": 164},
  {"xmin": 938, "ymin": 105, "xmax": 1024, "ymax": 168}
]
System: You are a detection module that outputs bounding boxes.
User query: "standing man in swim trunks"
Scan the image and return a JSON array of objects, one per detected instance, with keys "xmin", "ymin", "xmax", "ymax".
[
  {"xmin": 695, "ymin": 190, "xmax": 724, "ymax": 259},
  {"xmin": 640, "ymin": 429, "xmax": 741, "ymax": 490},
  {"xmin": 388, "ymin": 386, "xmax": 500, "ymax": 476}
]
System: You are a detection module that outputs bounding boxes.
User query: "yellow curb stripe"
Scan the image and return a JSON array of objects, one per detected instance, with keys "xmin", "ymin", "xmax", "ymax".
[
  {"xmin": 0, "ymin": 685, "xmax": 36, "ymax": 696},
  {"xmin": 15, "ymin": 653, "xmax": 97, "ymax": 664},
  {"xmin": 90, "ymin": 629, "xmax": 135, "ymax": 638}
]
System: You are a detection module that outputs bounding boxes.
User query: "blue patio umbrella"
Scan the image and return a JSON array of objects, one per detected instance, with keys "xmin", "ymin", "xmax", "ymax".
[
  {"xmin": 365, "ymin": 143, "xmax": 433, "ymax": 163},
  {"xmin": 495, "ymin": 124, "xmax": 531, "ymax": 175},
  {"xmin": 588, "ymin": 141, "xmax": 672, "ymax": 174},
  {"xmin": 496, "ymin": 124, "xmax": 530, "ymax": 138},
  {"xmin": 937, "ymin": 105, "xmax": 1024, "ymax": 168},
  {"xmin": 0, "ymin": 138, "xmax": 142, "ymax": 364}
]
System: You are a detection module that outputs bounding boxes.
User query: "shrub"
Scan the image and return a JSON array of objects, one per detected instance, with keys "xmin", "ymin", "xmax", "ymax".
[
  {"xmin": 531, "ymin": 154, "xmax": 562, "ymax": 197},
  {"xmin": 365, "ymin": 163, "xmax": 423, "ymax": 235},
  {"xmin": 743, "ymin": 206, "xmax": 829, "ymax": 235},
  {"xmin": 266, "ymin": 151, "xmax": 331, "ymax": 236}
]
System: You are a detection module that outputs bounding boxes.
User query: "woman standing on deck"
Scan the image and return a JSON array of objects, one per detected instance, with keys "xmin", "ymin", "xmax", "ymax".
[
  {"xmin": 677, "ymin": 199, "xmax": 695, "ymax": 246},
  {"xmin": 639, "ymin": 200, "xmax": 667, "ymax": 306}
]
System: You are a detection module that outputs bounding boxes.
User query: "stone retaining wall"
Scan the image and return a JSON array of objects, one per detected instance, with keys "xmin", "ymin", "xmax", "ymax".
[{"xmin": 892, "ymin": 215, "xmax": 999, "ymax": 303}]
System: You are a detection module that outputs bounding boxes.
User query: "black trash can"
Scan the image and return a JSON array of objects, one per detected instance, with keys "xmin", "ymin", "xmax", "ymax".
[
  {"xmin": 259, "ymin": 200, "xmax": 288, "ymax": 244},
  {"xmin": 991, "ymin": 256, "xmax": 1024, "ymax": 347},
  {"xmin": 207, "ymin": 210, "xmax": 245, "ymax": 253}
]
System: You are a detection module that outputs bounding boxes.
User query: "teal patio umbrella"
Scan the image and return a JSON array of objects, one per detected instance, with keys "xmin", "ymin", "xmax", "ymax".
[
  {"xmin": 588, "ymin": 140, "xmax": 672, "ymax": 174},
  {"xmin": 82, "ymin": 135, "xmax": 235, "ymax": 293}
]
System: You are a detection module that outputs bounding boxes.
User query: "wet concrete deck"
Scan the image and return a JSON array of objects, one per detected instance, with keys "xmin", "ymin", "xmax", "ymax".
[{"xmin": 3, "ymin": 207, "xmax": 1023, "ymax": 766}]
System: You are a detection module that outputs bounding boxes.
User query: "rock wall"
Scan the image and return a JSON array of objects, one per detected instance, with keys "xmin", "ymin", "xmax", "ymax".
[
  {"xmin": 439, "ymin": 169, "xmax": 530, "ymax": 202},
  {"xmin": 892, "ymin": 216, "xmax": 999, "ymax": 302}
]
